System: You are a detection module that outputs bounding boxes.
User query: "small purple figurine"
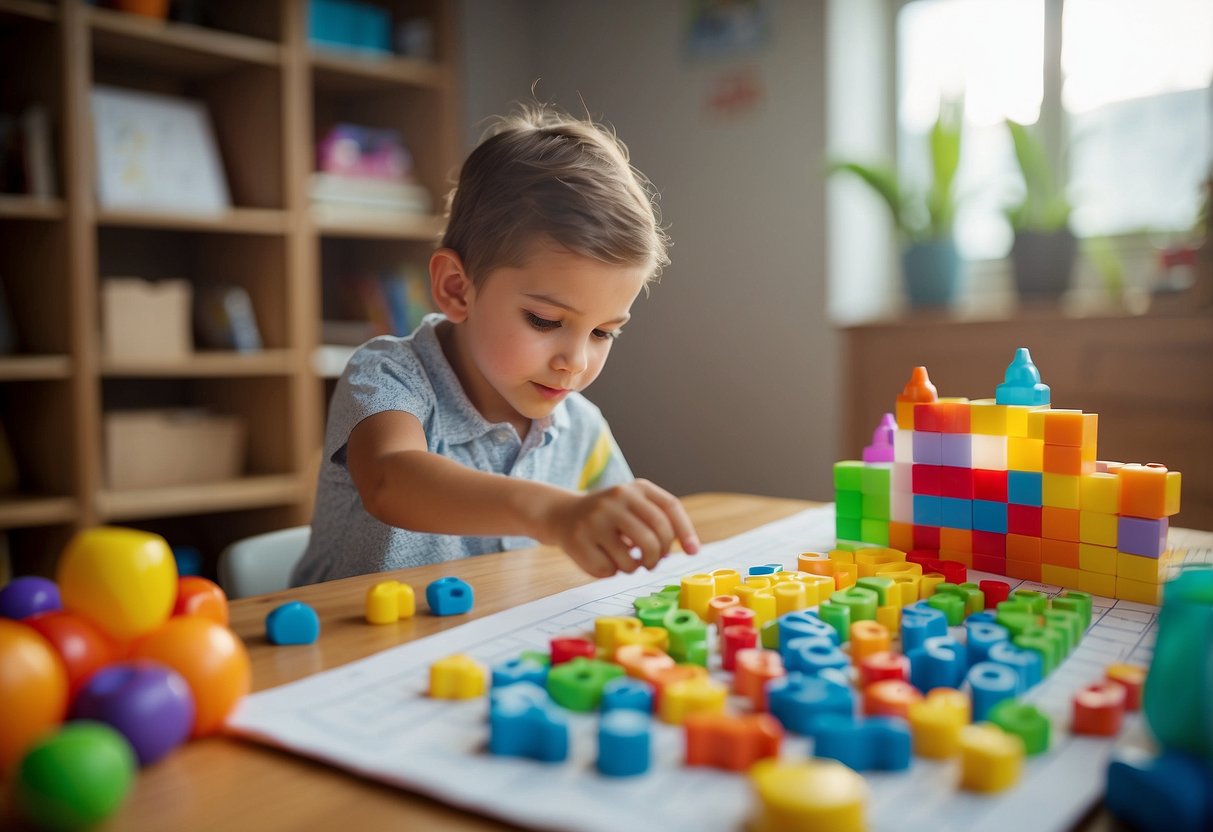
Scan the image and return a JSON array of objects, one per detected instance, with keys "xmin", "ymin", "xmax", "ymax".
[{"xmin": 862, "ymin": 413, "xmax": 897, "ymax": 463}]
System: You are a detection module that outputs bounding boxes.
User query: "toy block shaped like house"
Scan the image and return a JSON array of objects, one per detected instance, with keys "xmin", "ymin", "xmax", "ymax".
[{"xmin": 835, "ymin": 348, "xmax": 1182, "ymax": 603}]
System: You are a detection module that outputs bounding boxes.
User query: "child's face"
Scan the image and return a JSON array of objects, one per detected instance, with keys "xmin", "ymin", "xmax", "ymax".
[{"xmin": 455, "ymin": 243, "xmax": 649, "ymax": 433}]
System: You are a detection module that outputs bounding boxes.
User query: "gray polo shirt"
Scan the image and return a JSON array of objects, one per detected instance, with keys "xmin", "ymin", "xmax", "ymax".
[{"xmin": 291, "ymin": 314, "xmax": 633, "ymax": 586}]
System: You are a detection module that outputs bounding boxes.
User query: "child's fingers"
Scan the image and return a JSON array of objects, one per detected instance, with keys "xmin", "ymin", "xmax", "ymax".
[
  {"xmin": 611, "ymin": 511, "xmax": 664, "ymax": 571},
  {"xmin": 635, "ymin": 480, "xmax": 700, "ymax": 555}
]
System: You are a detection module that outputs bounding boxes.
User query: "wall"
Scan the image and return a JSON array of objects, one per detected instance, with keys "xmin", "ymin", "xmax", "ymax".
[{"xmin": 458, "ymin": 1, "xmax": 839, "ymax": 502}]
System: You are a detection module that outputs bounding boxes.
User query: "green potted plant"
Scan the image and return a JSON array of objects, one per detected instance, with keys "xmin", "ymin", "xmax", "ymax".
[
  {"xmin": 1004, "ymin": 119, "xmax": 1076, "ymax": 299},
  {"xmin": 828, "ymin": 100, "xmax": 964, "ymax": 308}
]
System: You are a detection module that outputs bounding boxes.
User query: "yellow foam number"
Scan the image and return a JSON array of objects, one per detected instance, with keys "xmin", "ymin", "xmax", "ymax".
[
  {"xmin": 679, "ymin": 574, "xmax": 717, "ymax": 620},
  {"xmin": 594, "ymin": 617, "xmax": 642, "ymax": 652},
  {"xmin": 57, "ymin": 527, "xmax": 177, "ymax": 641},
  {"xmin": 659, "ymin": 676, "xmax": 727, "ymax": 725},
  {"xmin": 959, "ymin": 723, "xmax": 1024, "ymax": 792},
  {"xmin": 749, "ymin": 758, "xmax": 868, "ymax": 832},
  {"xmin": 908, "ymin": 688, "xmax": 970, "ymax": 759},
  {"xmin": 365, "ymin": 580, "xmax": 416, "ymax": 624},
  {"xmin": 428, "ymin": 654, "xmax": 486, "ymax": 699}
]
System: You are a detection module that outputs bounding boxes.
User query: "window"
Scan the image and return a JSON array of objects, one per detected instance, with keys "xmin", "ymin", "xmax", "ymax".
[{"xmin": 897, "ymin": 0, "xmax": 1213, "ymax": 262}]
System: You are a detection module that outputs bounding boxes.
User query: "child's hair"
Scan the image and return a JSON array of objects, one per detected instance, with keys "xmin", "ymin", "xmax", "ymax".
[{"xmin": 441, "ymin": 103, "xmax": 670, "ymax": 285}]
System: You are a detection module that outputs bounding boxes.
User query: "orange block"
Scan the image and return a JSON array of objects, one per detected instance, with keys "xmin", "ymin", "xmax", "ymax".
[
  {"xmin": 1040, "ymin": 564, "xmax": 1082, "ymax": 589},
  {"xmin": 888, "ymin": 521, "xmax": 914, "ymax": 553},
  {"xmin": 615, "ymin": 644, "xmax": 675, "ymax": 681},
  {"xmin": 1005, "ymin": 558, "xmax": 1041, "ymax": 582},
  {"xmin": 863, "ymin": 679, "xmax": 923, "ymax": 719},
  {"xmin": 1118, "ymin": 464, "xmax": 1171, "ymax": 519},
  {"xmin": 1041, "ymin": 538, "xmax": 1079, "ymax": 568},
  {"xmin": 1042, "ymin": 410, "xmax": 1098, "ymax": 448},
  {"xmin": 939, "ymin": 549, "xmax": 973, "ymax": 567},
  {"xmin": 733, "ymin": 649, "xmax": 785, "ymax": 710},
  {"xmin": 1006, "ymin": 534, "xmax": 1042, "ymax": 563},
  {"xmin": 1042, "ymin": 444, "xmax": 1097, "ymax": 476},
  {"xmin": 850, "ymin": 620, "xmax": 891, "ymax": 664},
  {"xmin": 1041, "ymin": 507, "xmax": 1080, "ymax": 543},
  {"xmin": 685, "ymin": 712, "xmax": 782, "ymax": 772},
  {"xmin": 940, "ymin": 527, "xmax": 972, "ymax": 553}
]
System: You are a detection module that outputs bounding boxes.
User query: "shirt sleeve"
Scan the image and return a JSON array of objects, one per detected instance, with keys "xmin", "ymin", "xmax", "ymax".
[{"xmin": 578, "ymin": 426, "xmax": 633, "ymax": 491}]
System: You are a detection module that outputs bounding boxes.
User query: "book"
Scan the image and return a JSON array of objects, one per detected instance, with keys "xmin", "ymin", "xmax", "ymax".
[
  {"xmin": 310, "ymin": 172, "xmax": 432, "ymax": 214},
  {"xmin": 194, "ymin": 285, "xmax": 263, "ymax": 352}
]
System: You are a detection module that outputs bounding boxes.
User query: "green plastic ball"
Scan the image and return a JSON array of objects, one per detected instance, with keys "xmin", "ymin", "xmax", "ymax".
[{"xmin": 16, "ymin": 722, "xmax": 137, "ymax": 831}]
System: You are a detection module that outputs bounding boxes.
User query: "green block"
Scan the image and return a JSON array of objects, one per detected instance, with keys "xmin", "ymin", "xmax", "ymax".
[
  {"xmin": 988, "ymin": 700, "xmax": 1051, "ymax": 755},
  {"xmin": 859, "ymin": 518, "xmax": 889, "ymax": 546},
  {"xmin": 936, "ymin": 582, "xmax": 984, "ymax": 618},
  {"xmin": 1042, "ymin": 619, "xmax": 1073, "ymax": 658},
  {"xmin": 546, "ymin": 658, "xmax": 624, "ymax": 711},
  {"xmin": 926, "ymin": 592, "xmax": 966, "ymax": 626},
  {"xmin": 634, "ymin": 595, "xmax": 676, "ymax": 628},
  {"xmin": 829, "ymin": 586, "xmax": 879, "ymax": 623},
  {"xmin": 685, "ymin": 640, "xmax": 708, "ymax": 667},
  {"xmin": 836, "ymin": 516, "xmax": 862, "ymax": 542},
  {"xmin": 834, "ymin": 460, "xmax": 865, "ymax": 491},
  {"xmin": 518, "ymin": 650, "xmax": 551, "ymax": 667},
  {"xmin": 1014, "ymin": 627, "xmax": 1059, "ymax": 675},
  {"xmin": 1043, "ymin": 608, "xmax": 1082, "ymax": 650},
  {"xmin": 1009, "ymin": 589, "xmax": 1048, "ymax": 615},
  {"xmin": 856, "ymin": 576, "xmax": 895, "ymax": 607},
  {"xmin": 817, "ymin": 601, "xmax": 851, "ymax": 642},
  {"xmin": 836, "ymin": 489, "xmax": 863, "ymax": 519},
  {"xmin": 657, "ymin": 586, "xmax": 682, "ymax": 601},
  {"xmin": 995, "ymin": 602, "xmax": 1039, "ymax": 638},
  {"xmin": 833, "ymin": 540, "xmax": 871, "ymax": 552},
  {"xmin": 861, "ymin": 493, "xmax": 890, "ymax": 521},
  {"xmin": 663, "ymin": 608, "xmax": 707, "ymax": 662},
  {"xmin": 1054, "ymin": 590, "xmax": 1093, "ymax": 630},
  {"xmin": 761, "ymin": 618, "xmax": 780, "ymax": 650},
  {"xmin": 861, "ymin": 464, "xmax": 892, "ymax": 495}
]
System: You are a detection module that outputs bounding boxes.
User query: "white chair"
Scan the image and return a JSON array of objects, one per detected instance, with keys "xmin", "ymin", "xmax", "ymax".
[{"xmin": 217, "ymin": 526, "xmax": 311, "ymax": 599}]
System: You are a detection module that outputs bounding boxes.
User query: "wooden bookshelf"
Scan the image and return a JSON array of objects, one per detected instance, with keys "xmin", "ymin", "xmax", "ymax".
[{"xmin": 0, "ymin": 0, "xmax": 460, "ymax": 576}]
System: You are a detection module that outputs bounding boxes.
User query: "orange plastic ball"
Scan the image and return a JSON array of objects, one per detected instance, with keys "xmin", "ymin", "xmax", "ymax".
[
  {"xmin": 24, "ymin": 611, "xmax": 119, "ymax": 699},
  {"xmin": 173, "ymin": 577, "xmax": 230, "ymax": 626},
  {"xmin": 129, "ymin": 616, "xmax": 250, "ymax": 737},
  {"xmin": 0, "ymin": 620, "xmax": 69, "ymax": 771}
]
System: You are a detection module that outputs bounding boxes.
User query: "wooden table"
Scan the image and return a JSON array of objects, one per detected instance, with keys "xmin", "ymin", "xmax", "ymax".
[{"xmin": 93, "ymin": 492, "xmax": 813, "ymax": 831}]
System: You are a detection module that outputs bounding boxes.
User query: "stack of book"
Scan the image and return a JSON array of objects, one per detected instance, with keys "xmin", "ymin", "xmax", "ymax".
[{"xmin": 311, "ymin": 123, "xmax": 432, "ymax": 222}]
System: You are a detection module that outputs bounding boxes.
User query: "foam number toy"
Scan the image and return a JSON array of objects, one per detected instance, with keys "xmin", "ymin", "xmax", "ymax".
[
  {"xmin": 58, "ymin": 527, "xmax": 178, "ymax": 641},
  {"xmin": 129, "ymin": 616, "xmax": 250, "ymax": 737},
  {"xmin": 0, "ymin": 620, "xmax": 69, "ymax": 771}
]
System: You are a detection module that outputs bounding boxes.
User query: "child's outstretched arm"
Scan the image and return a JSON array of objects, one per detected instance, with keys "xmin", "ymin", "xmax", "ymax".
[{"xmin": 347, "ymin": 411, "xmax": 700, "ymax": 577}]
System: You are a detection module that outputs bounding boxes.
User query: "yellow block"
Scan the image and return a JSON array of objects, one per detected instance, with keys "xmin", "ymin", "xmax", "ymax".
[
  {"xmin": 365, "ymin": 580, "xmax": 416, "ymax": 624},
  {"xmin": 613, "ymin": 624, "xmax": 669, "ymax": 653},
  {"xmin": 908, "ymin": 688, "xmax": 970, "ymax": 758},
  {"xmin": 828, "ymin": 549, "xmax": 856, "ymax": 564},
  {"xmin": 855, "ymin": 548, "xmax": 906, "ymax": 577},
  {"xmin": 883, "ymin": 573, "xmax": 922, "ymax": 608},
  {"xmin": 1116, "ymin": 551, "xmax": 1166, "ymax": 584},
  {"xmin": 959, "ymin": 723, "xmax": 1024, "ymax": 793},
  {"xmin": 1040, "ymin": 564, "xmax": 1082, "ymax": 590},
  {"xmin": 1116, "ymin": 577, "xmax": 1164, "ymax": 605},
  {"xmin": 1026, "ymin": 409, "xmax": 1048, "ymax": 440},
  {"xmin": 595, "ymin": 617, "xmax": 642, "ymax": 652},
  {"xmin": 875, "ymin": 603, "xmax": 901, "ymax": 635},
  {"xmin": 745, "ymin": 575, "xmax": 774, "ymax": 590},
  {"xmin": 737, "ymin": 586, "xmax": 778, "ymax": 628},
  {"xmin": 749, "ymin": 759, "xmax": 868, "ymax": 832},
  {"xmin": 1080, "ymin": 473, "xmax": 1120, "ymax": 514},
  {"xmin": 834, "ymin": 562, "xmax": 858, "ymax": 590},
  {"xmin": 1078, "ymin": 512, "xmax": 1119, "ymax": 548},
  {"xmin": 1165, "ymin": 471, "xmax": 1182, "ymax": 516},
  {"xmin": 429, "ymin": 654, "xmax": 487, "ymax": 699},
  {"xmin": 710, "ymin": 568, "xmax": 742, "ymax": 596},
  {"xmin": 1007, "ymin": 436, "xmax": 1044, "ymax": 472},
  {"xmin": 969, "ymin": 400, "xmax": 1009, "ymax": 436},
  {"xmin": 1078, "ymin": 544, "xmax": 1117, "ymax": 575},
  {"xmin": 919, "ymin": 573, "xmax": 946, "ymax": 599},
  {"xmin": 680, "ymin": 574, "xmax": 716, "ymax": 619},
  {"xmin": 1005, "ymin": 405, "xmax": 1036, "ymax": 438},
  {"xmin": 773, "ymin": 582, "xmax": 809, "ymax": 616},
  {"xmin": 1079, "ymin": 570, "xmax": 1117, "ymax": 598},
  {"xmin": 793, "ymin": 573, "xmax": 835, "ymax": 607},
  {"xmin": 895, "ymin": 400, "xmax": 916, "ymax": 430},
  {"xmin": 1042, "ymin": 473, "xmax": 1081, "ymax": 509},
  {"xmin": 659, "ymin": 676, "xmax": 727, "ymax": 725}
]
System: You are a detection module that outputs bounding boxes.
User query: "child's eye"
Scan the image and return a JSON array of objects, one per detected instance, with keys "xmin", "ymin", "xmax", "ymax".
[
  {"xmin": 592, "ymin": 328, "xmax": 620, "ymax": 341},
  {"xmin": 525, "ymin": 312, "xmax": 560, "ymax": 331}
]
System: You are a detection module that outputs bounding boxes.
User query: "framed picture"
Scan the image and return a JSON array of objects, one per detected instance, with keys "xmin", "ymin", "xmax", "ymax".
[{"xmin": 91, "ymin": 85, "xmax": 231, "ymax": 214}]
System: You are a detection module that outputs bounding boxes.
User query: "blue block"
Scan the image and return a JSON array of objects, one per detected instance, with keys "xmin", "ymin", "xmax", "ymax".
[
  {"xmin": 866, "ymin": 716, "xmax": 913, "ymax": 771},
  {"xmin": 814, "ymin": 716, "xmax": 911, "ymax": 772},
  {"xmin": 767, "ymin": 672, "xmax": 855, "ymax": 736},
  {"xmin": 785, "ymin": 637, "xmax": 850, "ymax": 676},
  {"xmin": 777, "ymin": 610, "xmax": 838, "ymax": 655},
  {"xmin": 913, "ymin": 494, "xmax": 942, "ymax": 527},
  {"xmin": 901, "ymin": 602, "xmax": 948, "ymax": 653},
  {"xmin": 1105, "ymin": 750, "xmax": 1213, "ymax": 832},
  {"xmin": 988, "ymin": 641, "xmax": 1044, "ymax": 691},
  {"xmin": 601, "ymin": 677, "xmax": 654, "ymax": 713},
  {"xmin": 426, "ymin": 577, "xmax": 474, "ymax": 616},
  {"xmin": 940, "ymin": 434, "xmax": 972, "ymax": 468},
  {"xmin": 912, "ymin": 431, "xmax": 942, "ymax": 465},
  {"xmin": 492, "ymin": 655, "xmax": 549, "ymax": 689},
  {"xmin": 907, "ymin": 635, "xmax": 966, "ymax": 692},
  {"xmin": 265, "ymin": 601, "xmax": 320, "ymax": 645},
  {"xmin": 995, "ymin": 348, "xmax": 1051, "ymax": 406},
  {"xmin": 1007, "ymin": 470, "xmax": 1043, "ymax": 506},
  {"xmin": 966, "ymin": 610, "xmax": 998, "ymax": 626},
  {"xmin": 489, "ymin": 683, "xmax": 569, "ymax": 762},
  {"xmin": 748, "ymin": 563, "xmax": 782, "ymax": 576},
  {"xmin": 972, "ymin": 500, "xmax": 1009, "ymax": 534},
  {"xmin": 965, "ymin": 620, "xmax": 1010, "ymax": 665},
  {"xmin": 939, "ymin": 498, "xmax": 972, "ymax": 530},
  {"xmin": 597, "ymin": 710, "xmax": 651, "ymax": 776},
  {"xmin": 967, "ymin": 661, "xmax": 1020, "ymax": 721}
]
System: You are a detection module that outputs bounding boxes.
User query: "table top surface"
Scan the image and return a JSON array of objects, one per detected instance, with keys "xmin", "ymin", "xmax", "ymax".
[{"xmin": 7, "ymin": 492, "xmax": 814, "ymax": 832}]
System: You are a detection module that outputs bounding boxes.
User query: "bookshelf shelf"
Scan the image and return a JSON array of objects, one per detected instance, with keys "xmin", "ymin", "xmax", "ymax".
[
  {"xmin": 100, "ymin": 350, "xmax": 297, "ymax": 378},
  {"xmin": 0, "ymin": 195, "xmax": 65, "ymax": 220},
  {"xmin": 96, "ymin": 475, "xmax": 303, "ymax": 522},
  {"xmin": 0, "ymin": 496, "xmax": 77, "ymax": 528},
  {"xmin": 311, "ymin": 49, "xmax": 447, "ymax": 92},
  {"xmin": 95, "ymin": 207, "xmax": 290, "ymax": 235},
  {"xmin": 87, "ymin": 6, "xmax": 283, "ymax": 72},
  {"xmin": 0, "ymin": 0, "xmax": 56, "ymax": 22},
  {"xmin": 313, "ymin": 211, "xmax": 445, "ymax": 241},
  {"xmin": 0, "ymin": 356, "xmax": 72, "ymax": 381}
]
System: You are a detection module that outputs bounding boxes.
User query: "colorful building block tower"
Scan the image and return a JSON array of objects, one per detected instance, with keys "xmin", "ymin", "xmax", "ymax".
[{"xmin": 834, "ymin": 348, "xmax": 1183, "ymax": 603}]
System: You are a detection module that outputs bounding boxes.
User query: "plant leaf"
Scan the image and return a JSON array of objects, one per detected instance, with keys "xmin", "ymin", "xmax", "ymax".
[
  {"xmin": 926, "ymin": 99, "xmax": 963, "ymax": 238},
  {"xmin": 827, "ymin": 160, "xmax": 911, "ymax": 238}
]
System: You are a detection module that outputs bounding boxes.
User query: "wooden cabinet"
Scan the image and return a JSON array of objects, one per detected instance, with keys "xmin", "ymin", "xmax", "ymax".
[
  {"xmin": 0, "ymin": 0, "xmax": 459, "ymax": 576},
  {"xmin": 842, "ymin": 311, "xmax": 1213, "ymax": 531}
]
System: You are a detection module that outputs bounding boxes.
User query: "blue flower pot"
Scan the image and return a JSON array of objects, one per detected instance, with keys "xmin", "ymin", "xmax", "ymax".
[{"xmin": 902, "ymin": 240, "xmax": 962, "ymax": 308}]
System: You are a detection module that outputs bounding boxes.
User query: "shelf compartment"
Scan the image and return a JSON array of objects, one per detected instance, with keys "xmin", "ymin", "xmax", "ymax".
[
  {"xmin": 313, "ymin": 210, "xmax": 445, "ymax": 241},
  {"xmin": 101, "ymin": 349, "xmax": 297, "ymax": 378},
  {"xmin": 95, "ymin": 207, "xmax": 289, "ymax": 235},
  {"xmin": 0, "ymin": 380, "xmax": 74, "ymax": 497},
  {"xmin": 87, "ymin": 6, "xmax": 283, "ymax": 74},
  {"xmin": 0, "ymin": 0, "xmax": 56, "ymax": 22},
  {"xmin": 0, "ymin": 356, "xmax": 71, "ymax": 381},
  {"xmin": 96, "ymin": 474, "xmax": 302, "ymax": 522},
  {"xmin": 0, "ymin": 196, "xmax": 65, "ymax": 220},
  {"xmin": 0, "ymin": 495, "xmax": 76, "ymax": 529},
  {"xmin": 311, "ymin": 49, "xmax": 446, "ymax": 92}
]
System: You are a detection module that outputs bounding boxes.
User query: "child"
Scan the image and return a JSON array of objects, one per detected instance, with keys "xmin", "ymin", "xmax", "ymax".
[{"xmin": 292, "ymin": 105, "xmax": 700, "ymax": 586}]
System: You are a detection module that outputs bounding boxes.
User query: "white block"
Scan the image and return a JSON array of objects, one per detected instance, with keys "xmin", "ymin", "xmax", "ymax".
[
  {"xmin": 891, "ymin": 488, "xmax": 914, "ymax": 523},
  {"xmin": 893, "ymin": 429, "xmax": 915, "ymax": 463},
  {"xmin": 971, "ymin": 434, "xmax": 1008, "ymax": 471}
]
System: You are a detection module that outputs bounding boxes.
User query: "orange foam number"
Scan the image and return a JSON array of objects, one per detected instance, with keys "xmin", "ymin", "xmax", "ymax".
[
  {"xmin": 0, "ymin": 620, "xmax": 69, "ymax": 771},
  {"xmin": 685, "ymin": 712, "xmax": 782, "ymax": 771},
  {"xmin": 733, "ymin": 649, "xmax": 786, "ymax": 710}
]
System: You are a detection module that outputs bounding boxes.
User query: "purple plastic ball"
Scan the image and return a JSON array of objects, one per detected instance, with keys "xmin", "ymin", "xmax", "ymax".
[
  {"xmin": 0, "ymin": 576, "xmax": 62, "ymax": 620},
  {"xmin": 71, "ymin": 660, "xmax": 196, "ymax": 766}
]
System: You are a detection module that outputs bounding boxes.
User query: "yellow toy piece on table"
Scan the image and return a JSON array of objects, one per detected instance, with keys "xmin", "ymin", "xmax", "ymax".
[
  {"xmin": 365, "ymin": 580, "xmax": 415, "ymax": 625},
  {"xmin": 959, "ymin": 723, "xmax": 1025, "ymax": 792},
  {"xmin": 428, "ymin": 654, "xmax": 486, "ymax": 699},
  {"xmin": 749, "ymin": 758, "xmax": 868, "ymax": 832}
]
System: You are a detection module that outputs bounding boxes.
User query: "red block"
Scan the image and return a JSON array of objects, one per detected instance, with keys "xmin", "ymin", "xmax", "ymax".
[
  {"xmin": 978, "ymin": 579, "xmax": 1011, "ymax": 606},
  {"xmin": 858, "ymin": 651, "xmax": 910, "ymax": 688},
  {"xmin": 912, "ymin": 464, "xmax": 942, "ymax": 496},
  {"xmin": 907, "ymin": 549, "xmax": 938, "ymax": 568},
  {"xmin": 1072, "ymin": 682, "xmax": 1126, "ymax": 736},
  {"xmin": 972, "ymin": 554, "xmax": 1008, "ymax": 576},
  {"xmin": 925, "ymin": 558, "xmax": 967, "ymax": 584},
  {"xmin": 915, "ymin": 401, "xmax": 971, "ymax": 434},
  {"xmin": 939, "ymin": 466, "xmax": 975, "ymax": 499},
  {"xmin": 720, "ymin": 606, "xmax": 757, "ymax": 631},
  {"xmin": 913, "ymin": 524, "xmax": 941, "ymax": 550},
  {"xmin": 551, "ymin": 637, "xmax": 596, "ymax": 665},
  {"xmin": 972, "ymin": 531, "xmax": 1007, "ymax": 557},
  {"xmin": 1007, "ymin": 504, "xmax": 1043, "ymax": 537},
  {"xmin": 722, "ymin": 624, "xmax": 758, "ymax": 671},
  {"xmin": 973, "ymin": 469, "xmax": 1009, "ymax": 502}
]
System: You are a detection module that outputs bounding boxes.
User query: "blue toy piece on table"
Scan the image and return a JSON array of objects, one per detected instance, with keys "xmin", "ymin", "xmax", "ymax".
[
  {"xmin": 489, "ymin": 682, "xmax": 569, "ymax": 762},
  {"xmin": 265, "ymin": 601, "xmax": 320, "ymax": 645},
  {"xmin": 597, "ymin": 709, "xmax": 651, "ymax": 777},
  {"xmin": 426, "ymin": 577, "xmax": 473, "ymax": 616}
]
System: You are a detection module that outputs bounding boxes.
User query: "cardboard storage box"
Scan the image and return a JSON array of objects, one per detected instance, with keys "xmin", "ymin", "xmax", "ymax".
[
  {"xmin": 105, "ymin": 409, "xmax": 246, "ymax": 490},
  {"xmin": 101, "ymin": 277, "xmax": 193, "ymax": 360}
]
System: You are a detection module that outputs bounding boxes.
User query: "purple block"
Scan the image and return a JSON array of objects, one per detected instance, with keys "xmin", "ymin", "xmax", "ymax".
[
  {"xmin": 863, "ymin": 413, "xmax": 897, "ymax": 463},
  {"xmin": 0, "ymin": 576, "xmax": 61, "ymax": 620},
  {"xmin": 912, "ymin": 431, "xmax": 942, "ymax": 465},
  {"xmin": 71, "ymin": 660, "xmax": 195, "ymax": 766},
  {"xmin": 1118, "ymin": 516, "xmax": 1168, "ymax": 558},
  {"xmin": 940, "ymin": 434, "xmax": 973, "ymax": 468}
]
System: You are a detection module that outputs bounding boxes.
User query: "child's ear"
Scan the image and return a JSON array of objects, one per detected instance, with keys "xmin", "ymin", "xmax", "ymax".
[{"xmin": 430, "ymin": 248, "xmax": 474, "ymax": 322}]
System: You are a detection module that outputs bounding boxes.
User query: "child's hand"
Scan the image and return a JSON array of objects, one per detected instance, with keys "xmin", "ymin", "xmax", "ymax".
[{"xmin": 543, "ymin": 480, "xmax": 700, "ymax": 578}]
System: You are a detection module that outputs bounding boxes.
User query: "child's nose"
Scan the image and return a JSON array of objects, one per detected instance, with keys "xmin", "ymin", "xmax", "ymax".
[{"xmin": 552, "ymin": 338, "xmax": 589, "ymax": 375}]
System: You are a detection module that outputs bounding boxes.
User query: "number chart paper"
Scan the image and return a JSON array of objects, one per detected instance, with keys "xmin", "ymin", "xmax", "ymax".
[{"xmin": 228, "ymin": 507, "xmax": 1206, "ymax": 832}]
